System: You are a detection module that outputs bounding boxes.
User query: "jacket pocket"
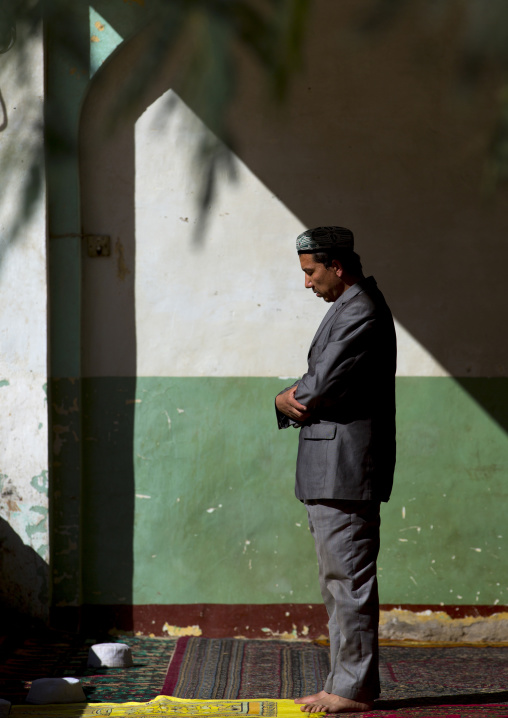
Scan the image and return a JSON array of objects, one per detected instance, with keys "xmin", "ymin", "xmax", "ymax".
[
  {"xmin": 302, "ymin": 423, "xmax": 337, "ymax": 440},
  {"xmin": 297, "ymin": 423, "xmax": 338, "ymax": 492}
]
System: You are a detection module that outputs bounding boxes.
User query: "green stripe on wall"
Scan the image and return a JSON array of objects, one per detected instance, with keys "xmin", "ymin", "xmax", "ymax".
[
  {"xmin": 80, "ymin": 377, "xmax": 508, "ymax": 607},
  {"xmin": 380, "ymin": 376, "xmax": 508, "ymax": 605}
]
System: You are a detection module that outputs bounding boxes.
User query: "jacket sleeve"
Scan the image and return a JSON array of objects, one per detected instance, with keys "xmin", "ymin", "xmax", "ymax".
[
  {"xmin": 294, "ymin": 298, "xmax": 376, "ymax": 413},
  {"xmin": 275, "ymin": 380, "xmax": 300, "ymax": 429}
]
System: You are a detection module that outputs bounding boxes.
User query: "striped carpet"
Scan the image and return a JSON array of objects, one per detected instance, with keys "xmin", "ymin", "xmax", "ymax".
[{"xmin": 162, "ymin": 636, "xmax": 508, "ymax": 716}]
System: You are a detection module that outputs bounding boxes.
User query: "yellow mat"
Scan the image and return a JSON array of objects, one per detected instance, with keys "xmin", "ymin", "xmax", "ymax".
[{"xmin": 10, "ymin": 696, "xmax": 326, "ymax": 717}]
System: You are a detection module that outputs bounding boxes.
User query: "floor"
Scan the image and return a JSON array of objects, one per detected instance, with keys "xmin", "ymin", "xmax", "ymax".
[{"xmin": 1, "ymin": 625, "xmax": 508, "ymax": 717}]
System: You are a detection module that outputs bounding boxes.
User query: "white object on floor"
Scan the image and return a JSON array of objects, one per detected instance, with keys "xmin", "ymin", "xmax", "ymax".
[
  {"xmin": 87, "ymin": 642, "xmax": 133, "ymax": 667},
  {"xmin": 26, "ymin": 677, "xmax": 86, "ymax": 704},
  {"xmin": 0, "ymin": 698, "xmax": 11, "ymax": 717}
]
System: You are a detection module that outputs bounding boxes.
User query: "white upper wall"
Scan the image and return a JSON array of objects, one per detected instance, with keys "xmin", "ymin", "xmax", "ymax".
[
  {"xmin": 0, "ymin": 33, "xmax": 46, "ymax": 378},
  {"xmin": 0, "ymin": 28, "xmax": 49, "ymax": 567},
  {"xmin": 134, "ymin": 91, "xmax": 448, "ymax": 378}
]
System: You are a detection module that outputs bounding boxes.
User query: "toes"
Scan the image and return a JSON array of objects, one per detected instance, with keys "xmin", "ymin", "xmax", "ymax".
[{"xmin": 300, "ymin": 703, "xmax": 325, "ymax": 713}]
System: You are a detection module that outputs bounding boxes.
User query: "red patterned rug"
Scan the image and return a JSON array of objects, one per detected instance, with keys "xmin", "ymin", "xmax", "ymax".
[
  {"xmin": 163, "ymin": 637, "xmax": 508, "ymax": 717},
  {"xmin": 361, "ymin": 708, "xmax": 508, "ymax": 717}
]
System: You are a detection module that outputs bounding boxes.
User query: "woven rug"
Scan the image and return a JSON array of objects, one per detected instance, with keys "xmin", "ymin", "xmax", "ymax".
[
  {"xmin": 0, "ymin": 634, "xmax": 177, "ymax": 704},
  {"xmin": 162, "ymin": 637, "xmax": 508, "ymax": 717},
  {"xmin": 8, "ymin": 696, "xmax": 508, "ymax": 718},
  {"xmin": 163, "ymin": 637, "xmax": 508, "ymax": 701},
  {"xmin": 163, "ymin": 636, "xmax": 330, "ymax": 699}
]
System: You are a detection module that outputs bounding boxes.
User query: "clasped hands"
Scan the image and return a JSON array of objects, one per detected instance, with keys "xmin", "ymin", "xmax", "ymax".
[{"xmin": 276, "ymin": 385, "xmax": 310, "ymax": 423}]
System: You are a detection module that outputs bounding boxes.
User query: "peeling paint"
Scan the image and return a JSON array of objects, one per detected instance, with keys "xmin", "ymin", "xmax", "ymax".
[
  {"xmin": 53, "ymin": 397, "xmax": 79, "ymax": 415},
  {"xmin": 53, "ymin": 572, "xmax": 76, "ymax": 585},
  {"xmin": 26, "ymin": 505, "xmax": 48, "ymax": 537},
  {"xmin": 380, "ymin": 608, "xmax": 508, "ymax": 642},
  {"xmin": 31, "ymin": 470, "xmax": 48, "ymax": 494},
  {"xmin": 1, "ymin": 35, "xmax": 49, "ymax": 621},
  {"xmin": 36, "ymin": 544, "xmax": 49, "ymax": 559},
  {"xmin": 0, "ymin": 475, "xmax": 21, "ymax": 504},
  {"xmin": 206, "ymin": 504, "xmax": 222, "ymax": 513},
  {"xmin": 162, "ymin": 623, "xmax": 202, "ymax": 637},
  {"xmin": 399, "ymin": 526, "xmax": 421, "ymax": 534},
  {"xmin": 261, "ymin": 624, "xmax": 310, "ymax": 640},
  {"xmin": 55, "ymin": 540, "xmax": 78, "ymax": 556},
  {"xmin": 53, "ymin": 424, "xmax": 71, "ymax": 455}
]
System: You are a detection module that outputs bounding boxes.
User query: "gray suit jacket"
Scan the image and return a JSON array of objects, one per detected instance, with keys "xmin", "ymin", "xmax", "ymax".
[{"xmin": 276, "ymin": 276, "xmax": 396, "ymax": 502}]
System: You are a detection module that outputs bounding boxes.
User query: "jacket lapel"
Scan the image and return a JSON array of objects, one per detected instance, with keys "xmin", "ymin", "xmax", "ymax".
[
  {"xmin": 307, "ymin": 279, "xmax": 373, "ymax": 357},
  {"xmin": 307, "ymin": 302, "xmax": 337, "ymax": 357}
]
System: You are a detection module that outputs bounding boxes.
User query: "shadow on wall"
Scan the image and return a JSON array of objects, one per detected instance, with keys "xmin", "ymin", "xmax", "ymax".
[
  {"xmin": 65, "ymin": 0, "xmax": 508, "ymax": 616},
  {"xmin": 0, "ymin": 23, "xmax": 45, "ymax": 271},
  {"xmin": 455, "ymin": 378, "xmax": 508, "ymax": 435},
  {"xmin": 223, "ymin": 2, "xmax": 508, "ymax": 435},
  {"xmin": 87, "ymin": 2, "xmax": 508, "ymax": 402},
  {"xmin": 79, "ymin": 379, "xmax": 137, "ymax": 614},
  {"xmin": 225, "ymin": 3, "xmax": 508, "ymax": 384},
  {"xmin": 0, "ymin": 517, "xmax": 49, "ymax": 628},
  {"xmin": 77, "ymin": 27, "xmax": 169, "ymax": 614}
]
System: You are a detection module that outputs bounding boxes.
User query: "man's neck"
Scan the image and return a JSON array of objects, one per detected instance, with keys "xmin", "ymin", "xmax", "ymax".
[{"xmin": 341, "ymin": 272, "xmax": 364, "ymax": 292}]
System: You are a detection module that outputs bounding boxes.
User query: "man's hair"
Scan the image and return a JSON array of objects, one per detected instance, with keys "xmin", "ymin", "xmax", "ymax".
[{"xmin": 301, "ymin": 249, "xmax": 363, "ymax": 276}]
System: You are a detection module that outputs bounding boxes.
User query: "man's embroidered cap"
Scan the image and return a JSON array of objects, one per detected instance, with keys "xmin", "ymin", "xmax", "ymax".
[{"xmin": 296, "ymin": 226, "xmax": 354, "ymax": 253}]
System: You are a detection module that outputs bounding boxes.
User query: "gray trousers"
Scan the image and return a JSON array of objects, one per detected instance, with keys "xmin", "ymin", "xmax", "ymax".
[{"xmin": 305, "ymin": 499, "xmax": 381, "ymax": 703}]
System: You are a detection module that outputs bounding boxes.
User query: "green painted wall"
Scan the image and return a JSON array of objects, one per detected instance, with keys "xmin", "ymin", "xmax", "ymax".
[
  {"xmin": 380, "ymin": 377, "xmax": 507, "ymax": 605},
  {"xmin": 80, "ymin": 377, "xmax": 508, "ymax": 607}
]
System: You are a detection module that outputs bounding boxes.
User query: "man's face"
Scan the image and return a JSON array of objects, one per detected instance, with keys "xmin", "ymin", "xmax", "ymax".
[{"xmin": 299, "ymin": 253, "xmax": 345, "ymax": 303}]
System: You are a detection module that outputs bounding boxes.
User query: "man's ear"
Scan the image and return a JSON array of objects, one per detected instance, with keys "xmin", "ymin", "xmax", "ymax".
[{"xmin": 331, "ymin": 259, "xmax": 343, "ymax": 277}]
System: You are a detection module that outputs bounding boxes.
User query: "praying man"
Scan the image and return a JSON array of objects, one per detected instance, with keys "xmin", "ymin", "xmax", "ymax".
[{"xmin": 275, "ymin": 226, "xmax": 396, "ymax": 714}]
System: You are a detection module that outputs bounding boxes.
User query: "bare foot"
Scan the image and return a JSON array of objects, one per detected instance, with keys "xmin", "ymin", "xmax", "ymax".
[
  {"xmin": 294, "ymin": 691, "xmax": 329, "ymax": 705},
  {"xmin": 296, "ymin": 691, "xmax": 373, "ymax": 714}
]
